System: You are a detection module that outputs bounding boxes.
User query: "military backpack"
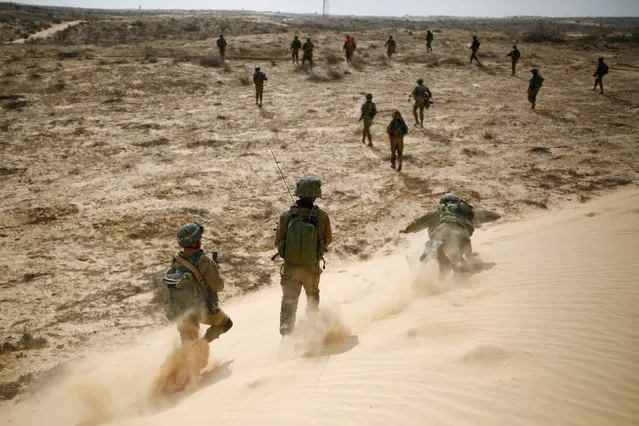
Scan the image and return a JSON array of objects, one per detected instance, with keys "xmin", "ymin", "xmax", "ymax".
[
  {"xmin": 439, "ymin": 198, "xmax": 475, "ymax": 222},
  {"xmin": 163, "ymin": 251, "xmax": 206, "ymax": 320},
  {"xmin": 282, "ymin": 205, "xmax": 320, "ymax": 267}
]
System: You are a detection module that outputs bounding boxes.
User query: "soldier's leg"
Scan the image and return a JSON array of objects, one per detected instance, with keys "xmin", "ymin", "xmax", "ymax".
[
  {"xmin": 512, "ymin": 60, "xmax": 516, "ymax": 76},
  {"xmin": 412, "ymin": 103, "xmax": 419, "ymax": 125},
  {"xmin": 361, "ymin": 123, "xmax": 367, "ymax": 143},
  {"xmin": 280, "ymin": 268, "xmax": 303, "ymax": 336},
  {"xmin": 364, "ymin": 118, "xmax": 373, "ymax": 145},
  {"xmin": 419, "ymin": 105, "xmax": 425, "ymax": 127},
  {"xmin": 301, "ymin": 270, "xmax": 321, "ymax": 314},
  {"xmin": 201, "ymin": 309, "xmax": 233, "ymax": 342},
  {"xmin": 177, "ymin": 313, "xmax": 201, "ymax": 345},
  {"xmin": 397, "ymin": 138, "xmax": 404, "ymax": 171},
  {"xmin": 599, "ymin": 77, "xmax": 604, "ymax": 94},
  {"xmin": 390, "ymin": 137, "xmax": 397, "ymax": 169}
]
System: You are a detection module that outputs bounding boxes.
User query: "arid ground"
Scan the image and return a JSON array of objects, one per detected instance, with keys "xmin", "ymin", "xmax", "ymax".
[{"xmin": 1, "ymin": 5, "xmax": 638, "ymax": 423}]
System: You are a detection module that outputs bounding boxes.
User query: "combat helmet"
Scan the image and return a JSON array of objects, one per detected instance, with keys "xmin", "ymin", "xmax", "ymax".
[
  {"xmin": 294, "ymin": 176, "xmax": 322, "ymax": 199},
  {"xmin": 417, "ymin": 78, "xmax": 424, "ymax": 84},
  {"xmin": 439, "ymin": 193, "xmax": 460, "ymax": 205},
  {"xmin": 365, "ymin": 93, "xmax": 373, "ymax": 100},
  {"xmin": 255, "ymin": 65, "xmax": 261, "ymax": 71},
  {"xmin": 598, "ymin": 56, "xmax": 604, "ymax": 62},
  {"xmin": 177, "ymin": 221, "xmax": 204, "ymax": 248},
  {"xmin": 392, "ymin": 110, "xmax": 402, "ymax": 118},
  {"xmin": 531, "ymin": 68, "xmax": 538, "ymax": 73}
]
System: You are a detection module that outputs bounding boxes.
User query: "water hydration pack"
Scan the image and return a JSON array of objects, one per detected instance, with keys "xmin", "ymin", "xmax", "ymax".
[{"xmin": 283, "ymin": 205, "xmax": 320, "ymax": 267}]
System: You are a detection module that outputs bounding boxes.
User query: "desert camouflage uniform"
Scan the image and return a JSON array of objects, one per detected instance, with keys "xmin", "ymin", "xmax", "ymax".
[
  {"xmin": 275, "ymin": 201, "xmax": 332, "ymax": 336},
  {"xmin": 172, "ymin": 250, "xmax": 232, "ymax": 344},
  {"xmin": 385, "ymin": 37, "xmax": 397, "ymax": 59},
  {"xmin": 528, "ymin": 71, "xmax": 545, "ymax": 109},
  {"xmin": 387, "ymin": 113, "xmax": 408, "ymax": 170},
  {"xmin": 217, "ymin": 36, "xmax": 227, "ymax": 59},
  {"xmin": 507, "ymin": 46, "xmax": 521, "ymax": 76},
  {"xmin": 426, "ymin": 31, "xmax": 434, "ymax": 52},
  {"xmin": 593, "ymin": 58, "xmax": 608, "ymax": 94},
  {"xmin": 360, "ymin": 100, "xmax": 377, "ymax": 145},
  {"xmin": 253, "ymin": 70, "xmax": 267, "ymax": 107},
  {"xmin": 412, "ymin": 84, "xmax": 432, "ymax": 126},
  {"xmin": 291, "ymin": 38, "xmax": 302, "ymax": 64},
  {"xmin": 470, "ymin": 36, "xmax": 480, "ymax": 64},
  {"xmin": 302, "ymin": 40, "xmax": 315, "ymax": 69}
]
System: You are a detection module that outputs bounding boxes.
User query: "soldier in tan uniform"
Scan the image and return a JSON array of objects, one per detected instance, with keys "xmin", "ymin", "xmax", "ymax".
[
  {"xmin": 359, "ymin": 93, "xmax": 377, "ymax": 146},
  {"xmin": 302, "ymin": 38, "xmax": 315, "ymax": 70},
  {"xmin": 275, "ymin": 177, "xmax": 332, "ymax": 336},
  {"xmin": 164, "ymin": 222, "xmax": 233, "ymax": 345},
  {"xmin": 386, "ymin": 110, "xmax": 408, "ymax": 171},
  {"xmin": 410, "ymin": 78, "xmax": 432, "ymax": 127}
]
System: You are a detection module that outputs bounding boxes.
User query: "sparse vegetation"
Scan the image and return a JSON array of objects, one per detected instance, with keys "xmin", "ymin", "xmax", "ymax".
[{"xmin": 521, "ymin": 22, "xmax": 566, "ymax": 43}]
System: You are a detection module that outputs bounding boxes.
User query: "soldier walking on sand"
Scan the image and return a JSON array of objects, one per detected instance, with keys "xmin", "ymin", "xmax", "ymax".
[
  {"xmin": 469, "ymin": 35, "xmax": 480, "ymax": 64},
  {"xmin": 426, "ymin": 30, "xmax": 434, "ymax": 52},
  {"xmin": 387, "ymin": 110, "xmax": 408, "ymax": 171},
  {"xmin": 253, "ymin": 66, "xmax": 268, "ymax": 107},
  {"xmin": 302, "ymin": 38, "xmax": 315, "ymax": 70},
  {"xmin": 593, "ymin": 56, "xmax": 609, "ymax": 94},
  {"xmin": 507, "ymin": 43, "xmax": 521, "ymax": 76},
  {"xmin": 343, "ymin": 35, "xmax": 356, "ymax": 63},
  {"xmin": 385, "ymin": 35, "xmax": 397, "ymax": 59},
  {"xmin": 275, "ymin": 176, "xmax": 332, "ymax": 337},
  {"xmin": 290, "ymin": 36, "xmax": 302, "ymax": 65},
  {"xmin": 217, "ymin": 35, "xmax": 227, "ymax": 60},
  {"xmin": 359, "ymin": 93, "xmax": 377, "ymax": 146},
  {"xmin": 164, "ymin": 222, "xmax": 233, "ymax": 347},
  {"xmin": 528, "ymin": 68, "xmax": 545, "ymax": 110},
  {"xmin": 410, "ymin": 78, "xmax": 432, "ymax": 127}
]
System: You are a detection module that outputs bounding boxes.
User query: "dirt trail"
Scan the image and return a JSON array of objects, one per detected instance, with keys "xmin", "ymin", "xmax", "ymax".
[{"xmin": 10, "ymin": 20, "xmax": 84, "ymax": 44}]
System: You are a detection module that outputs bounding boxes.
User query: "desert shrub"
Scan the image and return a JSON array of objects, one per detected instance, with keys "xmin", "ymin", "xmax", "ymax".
[
  {"xmin": 327, "ymin": 67, "xmax": 343, "ymax": 80},
  {"xmin": 521, "ymin": 22, "xmax": 566, "ymax": 43},
  {"xmin": 606, "ymin": 33, "xmax": 639, "ymax": 43},
  {"xmin": 56, "ymin": 49, "xmax": 84, "ymax": 59},
  {"xmin": 199, "ymin": 56, "xmax": 225, "ymax": 67},
  {"xmin": 325, "ymin": 53, "xmax": 340, "ymax": 65},
  {"xmin": 2, "ymin": 100, "xmax": 27, "ymax": 110},
  {"xmin": 2, "ymin": 67, "xmax": 20, "ymax": 77},
  {"xmin": 184, "ymin": 23, "xmax": 200, "ymax": 32},
  {"xmin": 437, "ymin": 56, "xmax": 464, "ymax": 66},
  {"xmin": 239, "ymin": 75, "xmax": 250, "ymax": 85},
  {"xmin": 483, "ymin": 130, "xmax": 494, "ymax": 140},
  {"xmin": 351, "ymin": 56, "xmax": 366, "ymax": 71},
  {"xmin": 307, "ymin": 74, "xmax": 331, "ymax": 82}
]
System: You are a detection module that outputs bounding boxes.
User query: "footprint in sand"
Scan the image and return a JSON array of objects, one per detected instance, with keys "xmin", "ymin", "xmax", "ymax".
[{"xmin": 459, "ymin": 345, "xmax": 541, "ymax": 379}]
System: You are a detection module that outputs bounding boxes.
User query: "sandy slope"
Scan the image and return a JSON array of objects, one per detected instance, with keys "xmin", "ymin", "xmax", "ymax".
[{"xmin": 3, "ymin": 188, "xmax": 639, "ymax": 425}]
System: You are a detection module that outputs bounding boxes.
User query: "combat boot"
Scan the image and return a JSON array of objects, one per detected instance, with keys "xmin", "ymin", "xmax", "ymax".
[
  {"xmin": 391, "ymin": 158, "xmax": 396, "ymax": 169},
  {"xmin": 398, "ymin": 158, "xmax": 403, "ymax": 172}
]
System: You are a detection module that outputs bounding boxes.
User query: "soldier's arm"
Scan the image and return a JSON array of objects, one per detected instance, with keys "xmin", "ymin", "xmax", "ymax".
[
  {"xmin": 199, "ymin": 256, "xmax": 224, "ymax": 293},
  {"xmin": 372, "ymin": 104, "xmax": 377, "ymax": 116},
  {"xmin": 402, "ymin": 211, "xmax": 438, "ymax": 233},
  {"xmin": 275, "ymin": 212, "xmax": 288, "ymax": 247},
  {"xmin": 320, "ymin": 210, "xmax": 332, "ymax": 248}
]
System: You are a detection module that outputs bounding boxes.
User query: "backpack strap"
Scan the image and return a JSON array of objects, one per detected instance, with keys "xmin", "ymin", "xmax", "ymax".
[{"xmin": 174, "ymin": 253, "xmax": 203, "ymax": 282}]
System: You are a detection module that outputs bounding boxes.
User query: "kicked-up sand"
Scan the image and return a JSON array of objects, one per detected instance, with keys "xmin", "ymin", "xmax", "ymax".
[{"xmin": 3, "ymin": 188, "xmax": 639, "ymax": 426}]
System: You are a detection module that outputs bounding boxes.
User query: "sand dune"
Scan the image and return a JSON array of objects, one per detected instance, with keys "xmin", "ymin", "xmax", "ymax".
[{"xmin": 3, "ymin": 188, "xmax": 639, "ymax": 425}]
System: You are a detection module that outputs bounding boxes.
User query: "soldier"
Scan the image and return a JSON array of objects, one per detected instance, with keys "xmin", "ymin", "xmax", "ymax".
[
  {"xmin": 426, "ymin": 30, "xmax": 434, "ymax": 52},
  {"xmin": 399, "ymin": 193, "xmax": 475, "ymax": 273},
  {"xmin": 528, "ymin": 68, "xmax": 545, "ymax": 110},
  {"xmin": 290, "ymin": 36, "xmax": 302, "ymax": 65},
  {"xmin": 385, "ymin": 35, "xmax": 397, "ymax": 59},
  {"xmin": 302, "ymin": 38, "xmax": 315, "ymax": 70},
  {"xmin": 275, "ymin": 176, "xmax": 332, "ymax": 336},
  {"xmin": 164, "ymin": 222, "xmax": 233, "ymax": 347},
  {"xmin": 506, "ymin": 43, "xmax": 521, "ymax": 76},
  {"xmin": 469, "ymin": 35, "xmax": 480, "ymax": 64},
  {"xmin": 216, "ymin": 35, "xmax": 227, "ymax": 60},
  {"xmin": 410, "ymin": 78, "xmax": 432, "ymax": 127},
  {"xmin": 359, "ymin": 93, "xmax": 377, "ymax": 146},
  {"xmin": 253, "ymin": 66, "xmax": 268, "ymax": 108},
  {"xmin": 343, "ymin": 35, "xmax": 356, "ymax": 63},
  {"xmin": 387, "ymin": 110, "xmax": 408, "ymax": 171},
  {"xmin": 593, "ymin": 56, "xmax": 609, "ymax": 94}
]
